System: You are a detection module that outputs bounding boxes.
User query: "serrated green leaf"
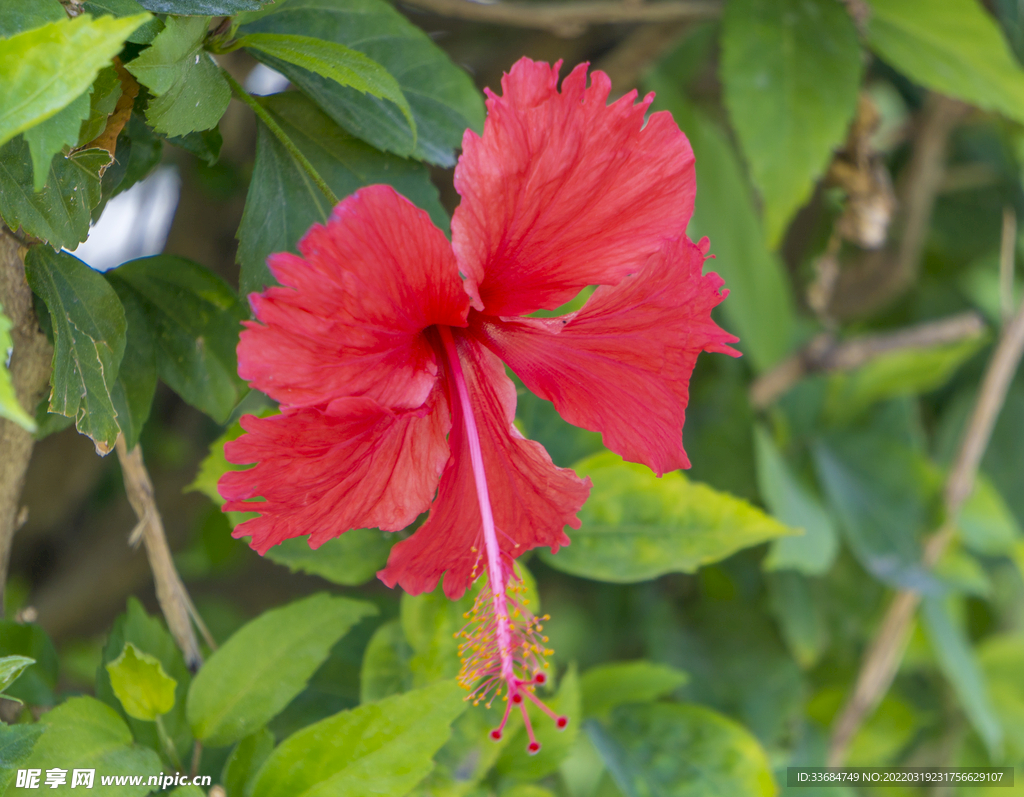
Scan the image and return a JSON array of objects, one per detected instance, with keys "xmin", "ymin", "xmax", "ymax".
[
  {"xmin": 721, "ymin": 0, "xmax": 862, "ymax": 247},
  {"xmin": 106, "ymin": 642, "xmax": 177, "ymax": 722},
  {"xmin": 0, "ymin": 654, "xmax": 35, "ymax": 694},
  {"xmin": 222, "ymin": 728, "xmax": 275, "ymax": 797},
  {"xmin": 105, "ymin": 255, "xmax": 247, "ymax": 423},
  {"xmin": 0, "ymin": 13, "xmax": 150, "ymax": 147},
  {"xmin": 264, "ymin": 531, "xmax": 394, "ymax": 586},
  {"xmin": 236, "ymin": 90, "xmax": 447, "ymax": 295},
  {"xmin": 0, "ymin": 0, "xmax": 65, "ymax": 39},
  {"xmin": 0, "ymin": 304, "xmax": 37, "ymax": 431},
  {"xmin": 24, "ymin": 247, "xmax": 126, "ymax": 454},
  {"xmin": 360, "ymin": 620, "xmax": 414, "ymax": 705},
  {"xmin": 497, "ymin": 665, "xmax": 580, "ymax": 781},
  {"xmin": 187, "ymin": 593, "xmax": 377, "ymax": 746},
  {"xmin": 580, "ymin": 661, "xmax": 688, "ymax": 719},
  {"xmin": 539, "ymin": 452, "xmax": 795, "ymax": 583},
  {"xmin": 645, "ymin": 72, "xmax": 796, "ymax": 371},
  {"xmin": 22, "ymin": 90, "xmax": 91, "ymax": 191},
  {"xmin": 249, "ymin": 680, "xmax": 467, "ymax": 797},
  {"xmin": 82, "ymin": 0, "xmax": 165, "ymax": 44},
  {"xmin": 236, "ymin": 32, "xmax": 414, "ymax": 137},
  {"xmin": 588, "ymin": 703, "xmax": 776, "ymax": 797},
  {"xmin": 867, "ymin": 0, "xmax": 1024, "ymax": 125},
  {"xmin": 106, "ymin": 276, "xmax": 157, "ymax": 449},
  {"xmin": 0, "ymin": 723, "xmax": 44, "ymax": 795},
  {"xmin": 126, "ymin": 15, "xmax": 230, "ymax": 136},
  {"xmin": 237, "ymin": 0, "xmax": 484, "ymax": 165},
  {"xmin": 19, "ymin": 696, "xmax": 163, "ymax": 795},
  {"xmin": 0, "ymin": 620, "xmax": 58, "ymax": 706},
  {"xmin": 0, "ymin": 141, "xmax": 110, "ymax": 249},
  {"xmin": 756, "ymin": 425, "xmax": 839, "ymax": 575}
]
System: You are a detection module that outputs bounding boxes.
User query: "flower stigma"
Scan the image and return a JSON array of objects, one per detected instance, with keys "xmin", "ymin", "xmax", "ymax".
[{"xmin": 438, "ymin": 325, "xmax": 568, "ymax": 755}]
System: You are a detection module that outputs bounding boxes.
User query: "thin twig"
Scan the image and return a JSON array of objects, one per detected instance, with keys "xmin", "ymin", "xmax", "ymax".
[
  {"xmin": 827, "ymin": 264, "xmax": 1024, "ymax": 765},
  {"xmin": 399, "ymin": 0, "xmax": 720, "ymax": 36},
  {"xmin": 750, "ymin": 312, "xmax": 987, "ymax": 410},
  {"xmin": 115, "ymin": 437, "xmax": 211, "ymax": 670},
  {"xmin": 1000, "ymin": 206, "xmax": 1016, "ymax": 326}
]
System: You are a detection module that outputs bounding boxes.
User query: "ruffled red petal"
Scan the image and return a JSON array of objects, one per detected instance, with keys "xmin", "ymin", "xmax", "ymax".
[
  {"xmin": 473, "ymin": 236, "xmax": 739, "ymax": 476},
  {"xmin": 219, "ymin": 391, "xmax": 450, "ymax": 555},
  {"xmin": 452, "ymin": 58, "xmax": 696, "ymax": 317},
  {"xmin": 378, "ymin": 334, "xmax": 591, "ymax": 599},
  {"xmin": 238, "ymin": 185, "xmax": 470, "ymax": 411}
]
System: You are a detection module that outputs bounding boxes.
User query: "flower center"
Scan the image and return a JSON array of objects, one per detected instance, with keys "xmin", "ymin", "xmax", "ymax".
[{"xmin": 437, "ymin": 325, "xmax": 568, "ymax": 754}]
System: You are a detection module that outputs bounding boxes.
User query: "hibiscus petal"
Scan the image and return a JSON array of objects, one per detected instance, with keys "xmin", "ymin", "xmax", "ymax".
[
  {"xmin": 379, "ymin": 335, "xmax": 591, "ymax": 599},
  {"xmin": 474, "ymin": 235, "xmax": 740, "ymax": 476},
  {"xmin": 452, "ymin": 57, "xmax": 695, "ymax": 317},
  {"xmin": 238, "ymin": 185, "xmax": 470, "ymax": 410},
  {"xmin": 219, "ymin": 392, "xmax": 450, "ymax": 555}
]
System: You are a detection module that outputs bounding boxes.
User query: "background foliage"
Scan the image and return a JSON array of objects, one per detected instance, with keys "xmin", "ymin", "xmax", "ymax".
[{"xmin": 1, "ymin": 0, "xmax": 1024, "ymax": 795}]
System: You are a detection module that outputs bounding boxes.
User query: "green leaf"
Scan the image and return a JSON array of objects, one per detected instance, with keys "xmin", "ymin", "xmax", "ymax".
[
  {"xmin": 767, "ymin": 571, "xmax": 828, "ymax": 669},
  {"xmin": 22, "ymin": 90, "xmax": 91, "ymax": 192},
  {"xmin": 19, "ymin": 696, "xmax": 163, "ymax": 795},
  {"xmin": 187, "ymin": 593, "xmax": 377, "ymax": 746},
  {"xmin": 539, "ymin": 452, "xmax": 795, "ymax": 583},
  {"xmin": 977, "ymin": 633, "xmax": 1024, "ymax": 760},
  {"xmin": 187, "ymin": 414, "xmax": 258, "ymax": 525},
  {"xmin": 106, "ymin": 642, "xmax": 177, "ymax": 722},
  {"xmin": 107, "ymin": 276, "xmax": 157, "ymax": 449},
  {"xmin": 756, "ymin": 425, "xmax": 839, "ymax": 575},
  {"xmin": 867, "ymin": 0, "xmax": 1024, "ymax": 125},
  {"xmin": 167, "ymin": 787, "xmax": 207, "ymax": 797},
  {"xmin": 824, "ymin": 333, "xmax": 988, "ymax": 423},
  {"xmin": 236, "ymin": 32, "xmax": 415, "ymax": 137},
  {"xmin": 588, "ymin": 703, "xmax": 776, "ymax": 797},
  {"xmin": 959, "ymin": 474, "xmax": 1023, "ymax": 556},
  {"xmin": 721, "ymin": 0, "xmax": 861, "ymax": 247},
  {"xmin": 237, "ymin": 0, "xmax": 484, "ymax": 165},
  {"xmin": 76, "ymin": 65, "xmax": 123, "ymax": 146},
  {"xmin": 161, "ymin": 126, "xmax": 222, "ymax": 165},
  {"xmin": 645, "ymin": 72, "xmax": 796, "ymax": 371},
  {"xmin": 0, "ymin": 723, "xmax": 44, "ymax": 795},
  {"xmin": 236, "ymin": 91, "xmax": 447, "ymax": 296},
  {"xmin": 265, "ymin": 530, "xmax": 394, "ymax": 587},
  {"xmin": 105, "ymin": 255, "xmax": 247, "ymax": 424},
  {"xmin": 921, "ymin": 596, "xmax": 1003, "ymax": 759},
  {"xmin": 0, "ymin": 0, "xmax": 65, "ymax": 38},
  {"xmin": 580, "ymin": 661, "xmax": 688, "ymax": 719},
  {"xmin": 0, "ymin": 140, "xmax": 111, "ymax": 249},
  {"xmin": 0, "ymin": 12, "xmax": 150, "ymax": 148},
  {"xmin": 0, "ymin": 654, "xmax": 35, "ymax": 694},
  {"xmin": 126, "ymin": 15, "xmax": 231, "ymax": 137},
  {"xmin": 82, "ymin": 0, "xmax": 165, "ymax": 44},
  {"xmin": 0, "ymin": 620, "xmax": 58, "ymax": 706},
  {"xmin": 223, "ymin": 728, "xmax": 275, "ymax": 797},
  {"xmin": 24, "ymin": 247, "xmax": 126, "ymax": 455},
  {"xmin": 249, "ymin": 680, "xmax": 467, "ymax": 797},
  {"xmin": 138, "ymin": 0, "xmax": 267, "ymax": 13},
  {"xmin": 360, "ymin": 619, "xmax": 414, "ymax": 704},
  {"xmin": 0, "ymin": 304, "xmax": 37, "ymax": 431}
]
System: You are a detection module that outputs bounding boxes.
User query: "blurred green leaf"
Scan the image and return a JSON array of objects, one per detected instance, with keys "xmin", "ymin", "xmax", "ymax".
[
  {"xmin": 22, "ymin": 90, "xmax": 91, "ymax": 192},
  {"xmin": 756, "ymin": 426, "xmax": 838, "ymax": 575},
  {"xmin": 264, "ymin": 531, "xmax": 394, "ymax": 587},
  {"xmin": 0, "ymin": 13, "xmax": 149, "ymax": 148},
  {"xmin": 767, "ymin": 571, "xmax": 828, "ymax": 669},
  {"xmin": 933, "ymin": 546, "xmax": 992, "ymax": 597},
  {"xmin": 645, "ymin": 73, "xmax": 796, "ymax": 371},
  {"xmin": 0, "ymin": 723, "xmax": 43, "ymax": 795},
  {"xmin": 138, "ymin": 0, "xmax": 266, "ymax": 12},
  {"xmin": 236, "ymin": 0, "xmax": 484, "ymax": 165},
  {"xmin": 977, "ymin": 633, "xmax": 1024, "ymax": 760},
  {"xmin": 721, "ymin": 0, "xmax": 862, "ymax": 246},
  {"xmin": 0, "ymin": 141, "xmax": 110, "ymax": 250},
  {"xmin": 867, "ymin": 0, "xmax": 1024, "ymax": 125},
  {"xmin": 19, "ymin": 696, "xmax": 163, "ymax": 795},
  {"xmin": 82, "ymin": 0, "xmax": 164, "ymax": 44},
  {"xmin": 106, "ymin": 255, "xmax": 247, "ymax": 424},
  {"xmin": 0, "ymin": 304, "xmax": 37, "ymax": 431},
  {"xmin": 236, "ymin": 91, "xmax": 447, "ymax": 296},
  {"xmin": 236, "ymin": 32, "xmax": 415, "ymax": 135},
  {"xmin": 958, "ymin": 474, "xmax": 1022, "ymax": 556},
  {"xmin": 167, "ymin": 787, "xmax": 207, "ymax": 797},
  {"xmin": 222, "ymin": 728, "xmax": 275, "ymax": 797},
  {"xmin": 0, "ymin": 621, "xmax": 58, "ymax": 706},
  {"xmin": 540, "ymin": 452, "xmax": 795, "ymax": 583},
  {"xmin": 410, "ymin": 703, "xmax": 512, "ymax": 796},
  {"xmin": 921, "ymin": 596, "xmax": 1003, "ymax": 758},
  {"xmin": 187, "ymin": 593, "xmax": 377, "ymax": 746},
  {"xmin": 0, "ymin": 654, "xmax": 35, "ymax": 695},
  {"xmin": 249, "ymin": 680, "xmax": 467, "ymax": 797},
  {"xmin": 24, "ymin": 247, "xmax": 126, "ymax": 454},
  {"xmin": 580, "ymin": 661, "xmax": 688, "ymax": 719},
  {"xmin": 106, "ymin": 642, "xmax": 177, "ymax": 722},
  {"xmin": 497, "ymin": 665, "xmax": 580, "ymax": 781},
  {"xmin": 587, "ymin": 703, "xmax": 776, "ymax": 797},
  {"xmin": 0, "ymin": 0, "xmax": 65, "ymax": 38},
  {"xmin": 360, "ymin": 619, "xmax": 414, "ymax": 704},
  {"xmin": 126, "ymin": 15, "xmax": 230, "ymax": 136}
]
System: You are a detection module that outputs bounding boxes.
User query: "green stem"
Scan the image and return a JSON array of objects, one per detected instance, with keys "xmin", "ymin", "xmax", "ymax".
[
  {"xmin": 154, "ymin": 715, "xmax": 182, "ymax": 771},
  {"xmin": 222, "ymin": 70, "xmax": 339, "ymax": 207}
]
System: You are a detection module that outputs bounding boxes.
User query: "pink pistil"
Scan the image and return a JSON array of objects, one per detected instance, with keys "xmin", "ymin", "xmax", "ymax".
[{"xmin": 439, "ymin": 325, "xmax": 567, "ymax": 753}]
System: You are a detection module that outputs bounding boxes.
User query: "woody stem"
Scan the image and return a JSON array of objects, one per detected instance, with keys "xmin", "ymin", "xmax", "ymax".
[{"xmin": 437, "ymin": 326, "xmax": 515, "ymax": 686}]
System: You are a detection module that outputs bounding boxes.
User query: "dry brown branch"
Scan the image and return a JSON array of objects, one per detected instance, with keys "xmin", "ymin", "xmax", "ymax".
[
  {"xmin": 1000, "ymin": 206, "xmax": 1016, "ymax": 326},
  {"xmin": 0, "ymin": 230, "xmax": 53, "ymax": 616},
  {"xmin": 750, "ymin": 312, "xmax": 987, "ymax": 410},
  {"xmin": 399, "ymin": 0, "xmax": 720, "ymax": 35},
  {"xmin": 827, "ymin": 269, "xmax": 1024, "ymax": 766},
  {"xmin": 115, "ymin": 437, "xmax": 213, "ymax": 669}
]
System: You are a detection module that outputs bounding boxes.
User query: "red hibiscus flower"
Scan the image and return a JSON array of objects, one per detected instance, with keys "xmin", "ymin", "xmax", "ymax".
[{"xmin": 219, "ymin": 57, "xmax": 738, "ymax": 750}]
